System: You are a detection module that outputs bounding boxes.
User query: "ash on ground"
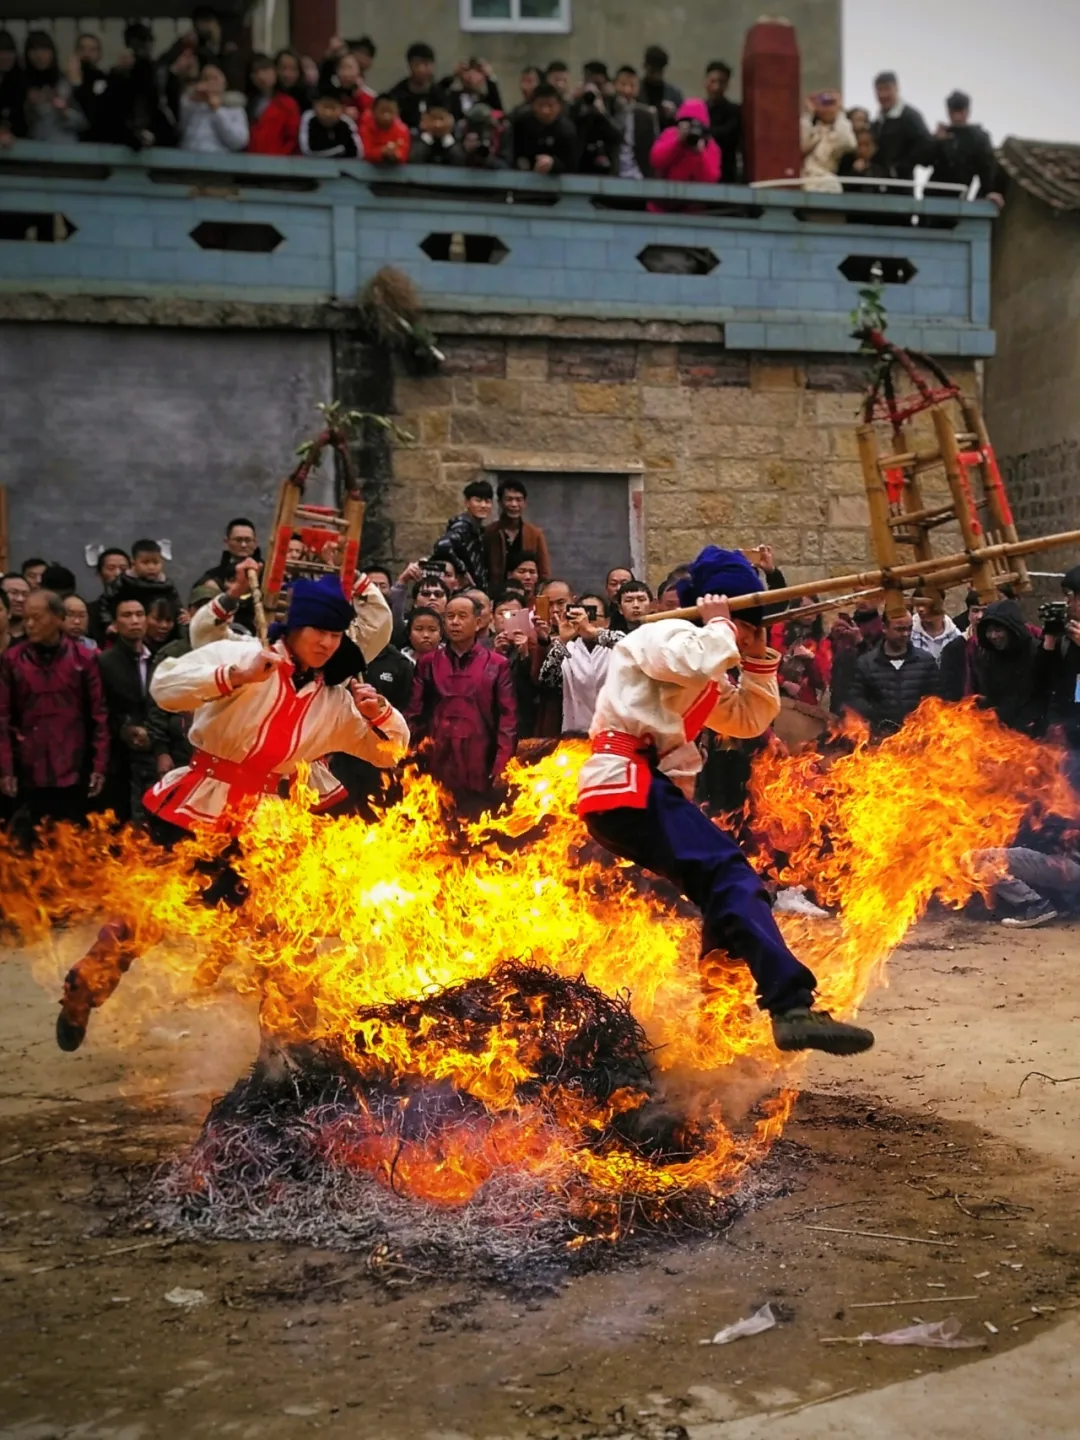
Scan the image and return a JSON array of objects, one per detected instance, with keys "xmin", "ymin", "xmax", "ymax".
[{"xmin": 146, "ymin": 962, "xmax": 790, "ymax": 1286}]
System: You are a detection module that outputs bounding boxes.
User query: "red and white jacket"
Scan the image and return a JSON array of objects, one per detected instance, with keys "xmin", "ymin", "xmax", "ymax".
[
  {"xmin": 146, "ymin": 580, "xmax": 407, "ymax": 831},
  {"xmin": 577, "ymin": 617, "xmax": 780, "ymax": 815}
]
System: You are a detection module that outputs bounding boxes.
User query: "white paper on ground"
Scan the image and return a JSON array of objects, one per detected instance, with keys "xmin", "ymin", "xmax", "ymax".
[{"xmin": 704, "ymin": 1303, "xmax": 778, "ymax": 1345}]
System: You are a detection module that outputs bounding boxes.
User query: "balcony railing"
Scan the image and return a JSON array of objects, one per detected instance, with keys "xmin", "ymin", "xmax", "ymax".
[{"xmin": 0, "ymin": 141, "xmax": 996, "ymax": 354}]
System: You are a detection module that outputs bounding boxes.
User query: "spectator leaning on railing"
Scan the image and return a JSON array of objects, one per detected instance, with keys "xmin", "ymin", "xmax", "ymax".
[
  {"xmin": 611, "ymin": 66, "xmax": 657, "ymax": 179},
  {"xmin": 360, "ymin": 93, "xmax": 410, "ymax": 165},
  {"xmin": 648, "ymin": 98, "xmax": 721, "ymax": 204},
  {"xmin": 246, "ymin": 51, "xmax": 301, "ymax": 155},
  {"xmin": 299, "ymin": 87, "xmax": 360, "ymax": 158},
  {"xmin": 932, "ymin": 90, "xmax": 1001, "ymax": 206},
  {"xmin": 23, "ymin": 30, "xmax": 87, "ymax": 142},
  {"xmin": 871, "ymin": 70, "xmax": 932, "ymax": 181},
  {"xmin": 799, "ymin": 89, "xmax": 855, "ymax": 193},
  {"xmin": 509, "ymin": 82, "xmax": 577, "ymax": 175},
  {"xmin": 179, "ymin": 61, "xmax": 248, "ymax": 153}
]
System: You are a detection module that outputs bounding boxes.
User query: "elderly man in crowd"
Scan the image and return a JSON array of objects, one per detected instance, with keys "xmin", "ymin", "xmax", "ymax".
[{"xmin": 0, "ymin": 589, "xmax": 108, "ymax": 842}]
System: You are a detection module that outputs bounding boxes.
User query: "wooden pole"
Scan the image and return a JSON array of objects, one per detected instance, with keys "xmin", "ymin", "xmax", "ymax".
[
  {"xmin": 856, "ymin": 423, "xmax": 906, "ymax": 618},
  {"xmin": 961, "ymin": 394, "xmax": 1031, "ymax": 593},
  {"xmin": 932, "ymin": 407, "xmax": 997, "ymax": 602},
  {"xmin": 640, "ymin": 528, "xmax": 1080, "ymax": 625}
]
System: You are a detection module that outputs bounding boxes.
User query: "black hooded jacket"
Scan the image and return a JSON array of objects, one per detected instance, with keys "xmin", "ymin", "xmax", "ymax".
[{"xmin": 972, "ymin": 600, "xmax": 1040, "ymax": 734}]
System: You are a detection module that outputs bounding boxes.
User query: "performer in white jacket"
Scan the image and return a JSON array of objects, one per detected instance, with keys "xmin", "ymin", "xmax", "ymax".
[
  {"xmin": 172, "ymin": 560, "xmax": 392, "ymax": 818},
  {"xmin": 579, "ymin": 546, "xmax": 874, "ymax": 1057},
  {"xmin": 56, "ymin": 573, "xmax": 408, "ymax": 1052}
]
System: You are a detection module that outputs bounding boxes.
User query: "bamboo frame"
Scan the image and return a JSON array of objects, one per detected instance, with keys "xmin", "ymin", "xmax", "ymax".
[{"xmin": 642, "ymin": 529, "xmax": 1080, "ymax": 625}]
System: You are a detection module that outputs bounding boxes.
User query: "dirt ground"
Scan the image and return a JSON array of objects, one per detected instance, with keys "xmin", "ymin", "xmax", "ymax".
[{"xmin": 1, "ymin": 912, "xmax": 1078, "ymax": 1440}]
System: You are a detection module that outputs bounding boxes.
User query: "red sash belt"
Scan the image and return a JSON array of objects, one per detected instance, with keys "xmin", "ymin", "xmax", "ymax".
[{"xmin": 188, "ymin": 748, "xmax": 284, "ymax": 797}]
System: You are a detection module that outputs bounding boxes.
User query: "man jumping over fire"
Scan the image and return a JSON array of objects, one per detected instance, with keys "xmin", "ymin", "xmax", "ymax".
[
  {"xmin": 578, "ymin": 546, "xmax": 874, "ymax": 1056},
  {"xmin": 55, "ymin": 569, "xmax": 409, "ymax": 1052}
]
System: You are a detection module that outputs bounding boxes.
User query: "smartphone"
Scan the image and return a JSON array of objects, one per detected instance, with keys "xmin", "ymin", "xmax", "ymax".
[{"xmin": 501, "ymin": 609, "xmax": 535, "ymax": 639}]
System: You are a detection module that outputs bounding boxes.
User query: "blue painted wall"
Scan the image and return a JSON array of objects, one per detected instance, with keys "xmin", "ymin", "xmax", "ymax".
[{"xmin": 0, "ymin": 142, "xmax": 995, "ymax": 356}]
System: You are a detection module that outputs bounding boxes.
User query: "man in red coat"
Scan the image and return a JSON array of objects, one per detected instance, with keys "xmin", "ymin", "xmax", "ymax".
[
  {"xmin": 0, "ymin": 590, "xmax": 108, "ymax": 838},
  {"xmin": 405, "ymin": 593, "xmax": 516, "ymax": 806}
]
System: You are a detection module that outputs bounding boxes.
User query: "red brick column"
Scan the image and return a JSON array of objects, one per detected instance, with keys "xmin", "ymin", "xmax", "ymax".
[
  {"xmin": 741, "ymin": 20, "xmax": 801, "ymax": 184},
  {"xmin": 290, "ymin": 0, "xmax": 337, "ymax": 62}
]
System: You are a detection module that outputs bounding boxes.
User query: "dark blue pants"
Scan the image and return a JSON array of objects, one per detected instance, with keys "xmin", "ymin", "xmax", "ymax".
[{"xmin": 585, "ymin": 771, "xmax": 817, "ymax": 1015}]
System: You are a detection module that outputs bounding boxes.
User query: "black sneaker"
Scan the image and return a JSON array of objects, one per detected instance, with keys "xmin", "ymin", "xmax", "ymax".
[
  {"xmin": 1001, "ymin": 900, "xmax": 1058, "ymax": 930},
  {"xmin": 55, "ymin": 971, "xmax": 92, "ymax": 1053},
  {"xmin": 55, "ymin": 1009, "xmax": 87, "ymax": 1053},
  {"xmin": 772, "ymin": 1007, "xmax": 875, "ymax": 1056}
]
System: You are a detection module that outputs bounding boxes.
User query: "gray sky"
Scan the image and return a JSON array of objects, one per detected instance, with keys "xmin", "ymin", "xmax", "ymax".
[{"xmin": 844, "ymin": 0, "xmax": 1080, "ymax": 145}]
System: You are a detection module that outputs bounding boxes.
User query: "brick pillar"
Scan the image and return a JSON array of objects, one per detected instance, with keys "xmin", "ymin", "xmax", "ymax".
[
  {"xmin": 741, "ymin": 20, "xmax": 801, "ymax": 184},
  {"xmin": 290, "ymin": 0, "xmax": 337, "ymax": 62},
  {"xmin": 332, "ymin": 333, "xmax": 397, "ymax": 565}
]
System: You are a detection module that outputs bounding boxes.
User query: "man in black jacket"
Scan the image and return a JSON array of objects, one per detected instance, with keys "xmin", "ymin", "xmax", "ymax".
[
  {"xmin": 389, "ymin": 42, "xmax": 450, "ymax": 133},
  {"xmin": 611, "ymin": 67, "xmax": 657, "ymax": 179},
  {"xmin": 431, "ymin": 478, "xmax": 493, "ymax": 590},
  {"xmin": 967, "ymin": 599, "xmax": 1040, "ymax": 734},
  {"xmin": 98, "ymin": 597, "xmax": 157, "ymax": 823},
  {"xmin": 510, "ymin": 84, "xmax": 577, "ymax": 175},
  {"xmin": 705, "ymin": 60, "xmax": 742, "ymax": 182},
  {"xmin": 932, "ymin": 90, "xmax": 1000, "ymax": 202},
  {"xmin": 197, "ymin": 517, "xmax": 264, "ymax": 635},
  {"xmin": 847, "ymin": 609, "xmax": 939, "ymax": 735},
  {"xmin": 1035, "ymin": 564, "xmax": 1080, "ymax": 785},
  {"xmin": 871, "ymin": 71, "xmax": 931, "ymax": 181}
]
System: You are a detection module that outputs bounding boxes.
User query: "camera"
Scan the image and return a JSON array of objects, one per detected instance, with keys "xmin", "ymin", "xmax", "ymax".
[
  {"xmin": 582, "ymin": 603, "xmax": 599, "ymax": 621},
  {"xmin": 682, "ymin": 117, "xmax": 706, "ymax": 148},
  {"xmin": 1039, "ymin": 599, "xmax": 1068, "ymax": 636}
]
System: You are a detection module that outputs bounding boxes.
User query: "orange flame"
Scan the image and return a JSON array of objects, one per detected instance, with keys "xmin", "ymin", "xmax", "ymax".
[{"xmin": 1, "ymin": 699, "xmax": 1073, "ymax": 1221}]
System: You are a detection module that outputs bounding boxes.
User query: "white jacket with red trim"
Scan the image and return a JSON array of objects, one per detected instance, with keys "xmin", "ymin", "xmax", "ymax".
[
  {"xmin": 578, "ymin": 616, "xmax": 781, "ymax": 812},
  {"xmin": 186, "ymin": 577, "xmax": 394, "ymax": 814},
  {"xmin": 145, "ymin": 580, "xmax": 406, "ymax": 831}
]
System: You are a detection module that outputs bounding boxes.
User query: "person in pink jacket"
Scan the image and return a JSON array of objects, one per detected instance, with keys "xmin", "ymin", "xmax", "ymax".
[{"xmin": 648, "ymin": 97, "xmax": 721, "ymax": 210}]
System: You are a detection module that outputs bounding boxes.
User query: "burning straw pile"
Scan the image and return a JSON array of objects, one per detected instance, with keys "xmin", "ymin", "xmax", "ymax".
[
  {"xmin": 150, "ymin": 961, "xmax": 785, "ymax": 1282},
  {"xmin": 3, "ymin": 700, "xmax": 1076, "ymax": 1281}
]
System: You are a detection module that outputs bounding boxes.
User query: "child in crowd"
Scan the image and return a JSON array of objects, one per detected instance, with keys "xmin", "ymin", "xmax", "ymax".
[
  {"xmin": 415, "ymin": 103, "xmax": 464, "ymax": 165},
  {"xmin": 360, "ymin": 93, "xmax": 411, "ymax": 165},
  {"xmin": 246, "ymin": 51, "xmax": 300, "ymax": 155},
  {"xmin": 299, "ymin": 87, "xmax": 361, "ymax": 157},
  {"xmin": 403, "ymin": 606, "xmax": 444, "ymax": 662}
]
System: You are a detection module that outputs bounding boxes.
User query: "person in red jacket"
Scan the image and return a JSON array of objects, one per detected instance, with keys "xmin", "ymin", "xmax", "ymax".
[
  {"xmin": 360, "ymin": 93, "xmax": 411, "ymax": 165},
  {"xmin": 405, "ymin": 593, "xmax": 516, "ymax": 808},
  {"xmin": 246, "ymin": 52, "xmax": 301, "ymax": 155},
  {"xmin": 0, "ymin": 590, "xmax": 108, "ymax": 842}
]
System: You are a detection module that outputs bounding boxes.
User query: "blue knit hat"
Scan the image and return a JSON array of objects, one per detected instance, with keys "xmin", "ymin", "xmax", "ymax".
[
  {"xmin": 675, "ymin": 546, "xmax": 765, "ymax": 625},
  {"xmin": 282, "ymin": 575, "xmax": 355, "ymax": 633}
]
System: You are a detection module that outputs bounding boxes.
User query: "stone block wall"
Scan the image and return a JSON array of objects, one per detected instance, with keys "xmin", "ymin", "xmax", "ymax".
[{"xmin": 381, "ymin": 332, "xmax": 976, "ymax": 590}]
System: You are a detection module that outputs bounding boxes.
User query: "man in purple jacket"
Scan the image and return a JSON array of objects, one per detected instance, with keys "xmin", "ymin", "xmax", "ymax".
[
  {"xmin": 0, "ymin": 590, "xmax": 109, "ymax": 837},
  {"xmin": 405, "ymin": 592, "xmax": 516, "ymax": 806}
]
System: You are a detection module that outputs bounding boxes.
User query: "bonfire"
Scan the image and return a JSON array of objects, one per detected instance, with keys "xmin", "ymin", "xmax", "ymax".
[{"xmin": 0, "ymin": 700, "xmax": 1073, "ymax": 1281}]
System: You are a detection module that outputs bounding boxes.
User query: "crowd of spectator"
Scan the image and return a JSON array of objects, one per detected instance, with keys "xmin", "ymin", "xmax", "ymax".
[
  {"xmin": 2, "ymin": 479, "xmax": 1079, "ymax": 901},
  {"xmin": 0, "ymin": 16, "xmax": 1002, "ymax": 202}
]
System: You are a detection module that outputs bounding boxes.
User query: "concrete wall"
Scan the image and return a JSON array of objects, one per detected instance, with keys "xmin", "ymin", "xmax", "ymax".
[
  {"xmin": 984, "ymin": 185, "xmax": 1080, "ymax": 583},
  {"xmin": 0, "ymin": 324, "xmax": 334, "ymax": 594},
  {"xmin": 340, "ymin": 0, "xmax": 841, "ymax": 104},
  {"xmin": 0, "ymin": 146, "xmax": 996, "ymax": 356}
]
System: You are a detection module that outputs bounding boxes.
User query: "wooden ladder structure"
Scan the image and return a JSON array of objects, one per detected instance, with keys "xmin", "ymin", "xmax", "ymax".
[
  {"xmin": 263, "ymin": 421, "xmax": 366, "ymax": 614},
  {"xmin": 855, "ymin": 334, "xmax": 1029, "ymax": 617}
]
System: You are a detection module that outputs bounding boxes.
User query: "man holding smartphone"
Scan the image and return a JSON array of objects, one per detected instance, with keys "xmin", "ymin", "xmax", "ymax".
[{"xmin": 578, "ymin": 546, "xmax": 874, "ymax": 1058}]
